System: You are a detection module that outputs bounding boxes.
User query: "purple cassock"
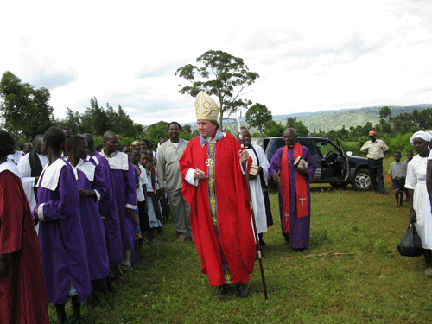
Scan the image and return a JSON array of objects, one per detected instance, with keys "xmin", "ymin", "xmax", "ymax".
[
  {"xmin": 269, "ymin": 145, "xmax": 316, "ymax": 249},
  {"xmin": 100, "ymin": 150, "xmax": 137, "ymax": 255},
  {"xmin": 35, "ymin": 158, "xmax": 91, "ymax": 304},
  {"xmin": 73, "ymin": 159, "xmax": 110, "ymax": 281},
  {"xmin": 90, "ymin": 153, "xmax": 123, "ymax": 268}
]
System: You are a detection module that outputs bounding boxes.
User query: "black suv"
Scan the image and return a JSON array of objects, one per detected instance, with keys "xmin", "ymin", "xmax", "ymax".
[{"xmin": 252, "ymin": 137, "xmax": 372, "ymax": 191}]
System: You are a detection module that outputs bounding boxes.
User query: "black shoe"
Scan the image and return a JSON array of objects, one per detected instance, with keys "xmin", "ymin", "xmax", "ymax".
[
  {"xmin": 237, "ymin": 283, "xmax": 248, "ymax": 298},
  {"xmin": 215, "ymin": 284, "xmax": 229, "ymax": 295}
]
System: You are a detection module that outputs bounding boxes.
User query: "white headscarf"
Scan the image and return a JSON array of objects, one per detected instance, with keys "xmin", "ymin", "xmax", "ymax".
[{"xmin": 410, "ymin": 130, "xmax": 432, "ymax": 145}]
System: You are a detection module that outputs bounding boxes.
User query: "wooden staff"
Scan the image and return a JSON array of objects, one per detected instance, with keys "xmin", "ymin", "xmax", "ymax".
[{"xmin": 237, "ymin": 118, "xmax": 269, "ymax": 303}]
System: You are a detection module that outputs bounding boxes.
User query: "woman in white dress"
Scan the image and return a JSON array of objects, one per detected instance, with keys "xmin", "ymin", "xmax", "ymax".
[{"xmin": 405, "ymin": 131, "xmax": 432, "ymax": 275}]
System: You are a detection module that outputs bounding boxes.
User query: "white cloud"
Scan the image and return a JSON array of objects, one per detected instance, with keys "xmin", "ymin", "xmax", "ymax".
[{"xmin": 1, "ymin": 0, "xmax": 431, "ymax": 127}]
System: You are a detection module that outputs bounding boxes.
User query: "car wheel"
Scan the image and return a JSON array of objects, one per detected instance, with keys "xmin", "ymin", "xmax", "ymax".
[
  {"xmin": 352, "ymin": 168, "xmax": 372, "ymax": 191},
  {"xmin": 330, "ymin": 182, "xmax": 348, "ymax": 188}
]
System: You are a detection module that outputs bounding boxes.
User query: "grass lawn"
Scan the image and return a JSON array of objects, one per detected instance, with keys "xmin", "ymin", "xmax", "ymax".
[{"xmin": 49, "ymin": 157, "xmax": 432, "ymax": 323}]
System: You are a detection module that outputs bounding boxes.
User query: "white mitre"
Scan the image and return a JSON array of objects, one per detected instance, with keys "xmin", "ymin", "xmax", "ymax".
[{"xmin": 195, "ymin": 91, "xmax": 219, "ymax": 121}]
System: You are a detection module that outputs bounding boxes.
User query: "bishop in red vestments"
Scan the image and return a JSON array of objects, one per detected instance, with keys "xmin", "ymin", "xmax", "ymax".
[{"xmin": 179, "ymin": 92, "xmax": 255, "ymax": 297}]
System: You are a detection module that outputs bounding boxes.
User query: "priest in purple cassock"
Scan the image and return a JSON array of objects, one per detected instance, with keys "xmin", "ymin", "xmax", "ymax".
[
  {"xmin": 67, "ymin": 136, "xmax": 110, "ymax": 294},
  {"xmin": 82, "ymin": 133, "xmax": 124, "ymax": 281},
  {"xmin": 270, "ymin": 128, "xmax": 315, "ymax": 251},
  {"xmin": 34, "ymin": 127, "xmax": 91, "ymax": 324},
  {"xmin": 100, "ymin": 130, "xmax": 137, "ymax": 271}
]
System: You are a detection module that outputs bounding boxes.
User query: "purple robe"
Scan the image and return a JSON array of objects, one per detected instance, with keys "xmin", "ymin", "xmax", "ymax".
[
  {"xmin": 269, "ymin": 145, "xmax": 316, "ymax": 249},
  {"xmin": 75, "ymin": 160, "xmax": 110, "ymax": 281},
  {"xmin": 92, "ymin": 153, "xmax": 123, "ymax": 268},
  {"xmin": 36, "ymin": 158, "xmax": 91, "ymax": 304},
  {"xmin": 102, "ymin": 151, "xmax": 137, "ymax": 254}
]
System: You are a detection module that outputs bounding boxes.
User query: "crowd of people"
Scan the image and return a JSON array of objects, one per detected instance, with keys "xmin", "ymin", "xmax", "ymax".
[
  {"xmin": 2, "ymin": 91, "xmax": 313, "ymax": 323},
  {"xmin": 8, "ymin": 92, "xmax": 432, "ymax": 323},
  {"xmin": 362, "ymin": 130, "xmax": 432, "ymax": 276}
]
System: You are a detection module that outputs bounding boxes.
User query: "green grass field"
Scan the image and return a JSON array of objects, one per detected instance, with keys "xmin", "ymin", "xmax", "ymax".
[{"xmin": 48, "ymin": 157, "xmax": 432, "ymax": 323}]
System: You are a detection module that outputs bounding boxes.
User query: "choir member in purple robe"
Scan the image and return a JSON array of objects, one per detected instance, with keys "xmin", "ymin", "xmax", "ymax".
[
  {"xmin": 269, "ymin": 128, "xmax": 316, "ymax": 251},
  {"xmin": 34, "ymin": 127, "xmax": 91, "ymax": 324},
  {"xmin": 100, "ymin": 131, "xmax": 137, "ymax": 272},
  {"xmin": 82, "ymin": 133, "xmax": 124, "ymax": 283},
  {"xmin": 67, "ymin": 136, "xmax": 110, "ymax": 298}
]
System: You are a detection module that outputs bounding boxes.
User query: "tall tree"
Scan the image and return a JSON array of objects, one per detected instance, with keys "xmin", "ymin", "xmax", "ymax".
[
  {"xmin": 245, "ymin": 103, "xmax": 272, "ymax": 135},
  {"xmin": 286, "ymin": 118, "xmax": 309, "ymax": 137},
  {"xmin": 176, "ymin": 50, "xmax": 259, "ymax": 130},
  {"xmin": 379, "ymin": 106, "xmax": 391, "ymax": 120},
  {"xmin": 0, "ymin": 71, "xmax": 53, "ymax": 138}
]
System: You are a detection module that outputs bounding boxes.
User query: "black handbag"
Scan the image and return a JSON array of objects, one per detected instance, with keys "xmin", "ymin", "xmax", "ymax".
[{"xmin": 397, "ymin": 224, "xmax": 423, "ymax": 257}]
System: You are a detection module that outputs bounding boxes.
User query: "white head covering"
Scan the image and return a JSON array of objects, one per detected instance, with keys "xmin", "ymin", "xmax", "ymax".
[{"xmin": 410, "ymin": 130, "xmax": 432, "ymax": 145}]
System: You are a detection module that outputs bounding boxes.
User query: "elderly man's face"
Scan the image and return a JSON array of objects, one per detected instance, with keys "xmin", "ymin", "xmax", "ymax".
[
  {"xmin": 197, "ymin": 120, "xmax": 217, "ymax": 139},
  {"xmin": 283, "ymin": 129, "xmax": 297, "ymax": 147}
]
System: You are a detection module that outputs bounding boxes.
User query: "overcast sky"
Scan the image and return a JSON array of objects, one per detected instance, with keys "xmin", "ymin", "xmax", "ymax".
[{"xmin": 2, "ymin": 0, "xmax": 431, "ymax": 126}]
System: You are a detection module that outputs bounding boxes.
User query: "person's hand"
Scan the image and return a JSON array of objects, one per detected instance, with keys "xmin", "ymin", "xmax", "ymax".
[
  {"xmin": 410, "ymin": 210, "xmax": 416, "ymax": 224},
  {"xmin": 249, "ymin": 173, "xmax": 258, "ymax": 180},
  {"xmin": 35, "ymin": 176, "xmax": 40, "ymax": 183},
  {"xmin": 238, "ymin": 149, "xmax": 249, "ymax": 164},
  {"xmin": 125, "ymin": 208, "xmax": 133, "ymax": 217},
  {"xmin": 0, "ymin": 256, "xmax": 10, "ymax": 279},
  {"xmin": 79, "ymin": 189, "xmax": 95, "ymax": 199},
  {"xmin": 272, "ymin": 173, "xmax": 280, "ymax": 184},
  {"xmin": 194, "ymin": 168, "xmax": 207, "ymax": 180},
  {"xmin": 296, "ymin": 166, "xmax": 309, "ymax": 177}
]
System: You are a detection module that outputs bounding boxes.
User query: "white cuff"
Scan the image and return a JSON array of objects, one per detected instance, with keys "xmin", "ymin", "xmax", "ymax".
[
  {"xmin": 126, "ymin": 203, "xmax": 137, "ymax": 210},
  {"xmin": 186, "ymin": 168, "xmax": 199, "ymax": 186},
  {"xmin": 37, "ymin": 203, "xmax": 45, "ymax": 221},
  {"xmin": 93, "ymin": 189, "xmax": 101, "ymax": 202}
]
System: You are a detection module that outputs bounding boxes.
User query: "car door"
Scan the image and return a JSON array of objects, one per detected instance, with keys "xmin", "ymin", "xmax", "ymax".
[{"xmin": 313, "ymin": 140, "xmax": 345, "ymax": 181}]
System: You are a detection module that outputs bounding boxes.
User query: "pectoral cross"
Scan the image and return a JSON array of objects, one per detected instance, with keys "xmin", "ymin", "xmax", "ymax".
[{"xmin": 299, "ymin": 196, "xmax": 307, "ymax": 206}]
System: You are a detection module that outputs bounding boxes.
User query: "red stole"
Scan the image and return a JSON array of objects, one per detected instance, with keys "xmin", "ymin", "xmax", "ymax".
[{"xmin": 280, "ymin": 143, "xmax": 309, "ymax": 233}]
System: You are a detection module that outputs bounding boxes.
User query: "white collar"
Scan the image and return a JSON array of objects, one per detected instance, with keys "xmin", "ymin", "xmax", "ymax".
[
  {"xmin": 37, "ymin": 158, "xmax": 67, "ymax": 190},
  {"xmin": 101, "ymin": 150, "xmax": 129, "ymax": 170},
  {"xmin": 76, "ymin": 159, "xmax": 96, "ymax": 181},
  {"xmin": 0, "ymin": 160, "xmax": 22, "ymax": 178}
]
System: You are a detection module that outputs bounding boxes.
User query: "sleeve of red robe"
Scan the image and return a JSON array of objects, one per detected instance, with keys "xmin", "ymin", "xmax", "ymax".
[{"xmin": 0, "ymin": 171, "xmax": 23, "ymax": 254}]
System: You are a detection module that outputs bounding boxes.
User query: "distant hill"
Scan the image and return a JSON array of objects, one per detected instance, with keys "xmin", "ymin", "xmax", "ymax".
[
  {"xmin": 272, "ymin": 104, "xmax": 432, "ymax": 133},
  {"xmin": 185, "ymin": 104, "xmax": 432, "ymax": 134}
]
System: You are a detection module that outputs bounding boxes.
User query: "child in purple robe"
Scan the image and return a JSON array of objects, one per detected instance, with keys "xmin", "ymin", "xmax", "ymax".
[
  {"xmin": 67, "ymin": 136, "xmax": 110, "ymax": 301},
  {"xmin": 34, "ymin": 127, "xmax": 91, "ymax": 324}
]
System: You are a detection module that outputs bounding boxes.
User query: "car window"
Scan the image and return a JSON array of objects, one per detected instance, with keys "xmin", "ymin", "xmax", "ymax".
[
  {"xmin": 266, "ymin": 138, "xmax": 285, "ymax": 160},
  {"xmin": 298, "ymin": 139, "xmax": 315, "ymax": 155},
  {"xmin": 315, "ymin": 141, "xmax": 339, "ymax": 157}
]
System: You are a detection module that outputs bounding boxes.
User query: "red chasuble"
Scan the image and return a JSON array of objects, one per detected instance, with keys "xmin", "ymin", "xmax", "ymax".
[
  {"xmin": 280, "ymin": 143, "xmax": 309, "ymax": 233},
  {"xmin": 179, "ymin": 133, "xmax": 255, "ymax": 286},
  {"xmin": 0, "ymin": 170, "xmax": 48, "ymax": 324}
]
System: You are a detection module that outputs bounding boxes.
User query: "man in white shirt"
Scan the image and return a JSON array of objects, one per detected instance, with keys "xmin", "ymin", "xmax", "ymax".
[
  {"xmin": 360, "ymin": 130, "xmax": 389, "ymax": 194},
  {"xmin": 17, "ymin": 135, "xmax": 48, "ymax": 213}
]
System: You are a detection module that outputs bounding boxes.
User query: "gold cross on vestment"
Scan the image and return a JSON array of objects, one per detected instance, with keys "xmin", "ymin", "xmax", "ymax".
[
  {"xmin": 284, "ymin": 212, "xmax": 290, "ymax": 222},
  {"xmin": 206, "ymin": 158, "xmax": 213, "ymax": 168}
]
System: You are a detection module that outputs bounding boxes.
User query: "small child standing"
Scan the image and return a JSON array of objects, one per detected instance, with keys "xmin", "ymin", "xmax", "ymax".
[
  {"xmin": 388, "ymin": 151, "xmax": 407, "ymax": 207},
  {"xmin": 141, "ymin": 152, "xmax": 162, "ymax": 239}
]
